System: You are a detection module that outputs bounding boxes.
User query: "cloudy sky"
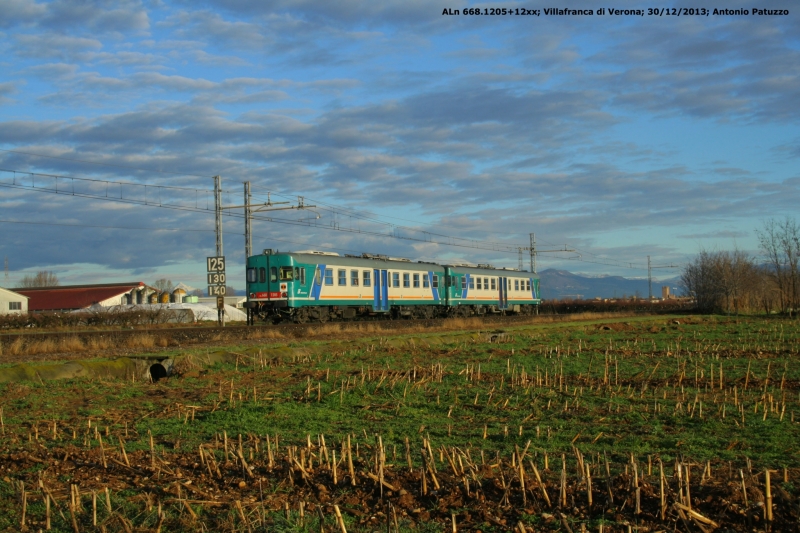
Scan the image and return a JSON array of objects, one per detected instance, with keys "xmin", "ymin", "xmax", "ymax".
[{"xmin": 1, "ymin": 0, "xmax": 798, "ymax": 291}]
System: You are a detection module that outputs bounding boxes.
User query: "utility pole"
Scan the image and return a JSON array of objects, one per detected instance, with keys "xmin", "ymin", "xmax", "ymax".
[
  {"xmin": 518, "ymin": 232, "xmax": 573, "ymax": 273},
  {"xmin": 244, "ymin": 181, "xmax": 252, "ymax": 259},
  {"xmin": 213, "ymin": 176, "xmax": 224, "ymax": 326},
  {"xmin": 214, "ymin": 175, "xmax": 223, "ymax": 258}
]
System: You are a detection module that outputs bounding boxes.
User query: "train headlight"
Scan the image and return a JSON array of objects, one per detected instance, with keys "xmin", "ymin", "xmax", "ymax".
[{"xmin": 282, "ymin": 292, "xmax": 288, "ymax": 298}]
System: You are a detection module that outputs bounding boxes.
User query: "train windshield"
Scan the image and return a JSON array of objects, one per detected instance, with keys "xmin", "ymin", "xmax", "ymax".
[{"xmin": 279, "ymin": 267, "xmax": 294, "ymax": 281}]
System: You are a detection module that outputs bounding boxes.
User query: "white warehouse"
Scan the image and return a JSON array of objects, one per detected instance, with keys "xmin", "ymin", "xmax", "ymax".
[{"xmin": 0, "ymin": 287, "xmax": 29, "ymax": 315}]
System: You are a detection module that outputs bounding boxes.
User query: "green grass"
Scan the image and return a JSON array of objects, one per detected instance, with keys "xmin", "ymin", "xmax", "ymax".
[{"xmin": 0, "ymin": 314, "xmax": 798, "ymax": 531}]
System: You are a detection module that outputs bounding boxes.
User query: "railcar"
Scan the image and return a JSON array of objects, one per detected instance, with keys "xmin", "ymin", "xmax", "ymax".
[{"xmin": 244, "ymin": 249, "xmax": 540, "ymax": 323}]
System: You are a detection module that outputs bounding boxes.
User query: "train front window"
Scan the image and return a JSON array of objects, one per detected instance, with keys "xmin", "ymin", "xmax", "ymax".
[
  {"xmin": 279, "ymin": 267, "xmax": 294, "ymax": 281},
  {"xmin": 246, "ymin": 268, "xmax": 257, "ymax": 283},
  {"xmin": 259, "ymin": 267, "xmax": 266, "ymax": 283},
  {"xmin": 270, "ymin": 267, "xmax": 278, "ymax": 282}
]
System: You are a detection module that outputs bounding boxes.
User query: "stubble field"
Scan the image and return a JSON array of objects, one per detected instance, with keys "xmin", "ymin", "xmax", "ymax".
[{"xmin": 0, "ymin": 314, "xmax": 798, "ymax": 532}]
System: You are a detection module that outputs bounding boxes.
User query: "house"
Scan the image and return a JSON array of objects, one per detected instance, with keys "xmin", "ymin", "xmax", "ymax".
[
  {"xmin": 0, "ymin": 287, "xmax": 29, "ymax": 315},
  {"xmin": 13, "ymin": 282, "xmax": 157, "ymax": 312}
]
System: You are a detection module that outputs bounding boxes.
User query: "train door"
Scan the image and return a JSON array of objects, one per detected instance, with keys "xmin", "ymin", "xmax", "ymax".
[
  {"xmin": 373, "ymin": 269, "xmax": 388, "ymax": 311},
  {"xmin": 498, "ymin": 276, "xmax": 509, "ymax": 310},
  {"xmin": 381, "ymin": 270, "xmax": 389, "ymax": 310}
]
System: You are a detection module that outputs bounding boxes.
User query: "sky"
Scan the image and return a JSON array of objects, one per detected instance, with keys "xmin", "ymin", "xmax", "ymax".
[{"xmin": 1, "ymin": 0, "xmax": 798, "ymax": 292}]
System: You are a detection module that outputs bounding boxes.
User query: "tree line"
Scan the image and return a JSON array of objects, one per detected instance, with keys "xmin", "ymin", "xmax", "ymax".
[{"xmin": 681, "ymin": 217, "xmax": 800, "ymax": 315}]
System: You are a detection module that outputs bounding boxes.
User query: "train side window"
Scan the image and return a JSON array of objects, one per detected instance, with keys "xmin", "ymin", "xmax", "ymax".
[
  {"xmin": 515, "ymin": 279, "xmax": 519, "ymax": 291},
  {"xmin": 294, "ymin": 267, "xmax": 300, "ymax": 281},
  {"xmin": 270, "ymin": 267, "xmax": 278, "ymax": 282},
  {"xmin": 413, "ymin": 273, "xmax": 419, "ymax": 288},
  {"xmin": 351, "ymin": 270, "xmax": 359, "ymax": 286},
  {"xmin": 338, "ymin": 269, "xmax": 347, "ymax": 286},
  {"xmin": 469, "ymin": 277, "xmax": 474, "ymax": 290},
  {"xmin": 299, "ymin": 268, "xmax": 306, "ymax": 285},
  {"xmin": 403, "ymin": 273, "xmax": 410, "ymax": 288},
  {"xmin": 423, "ymin": 274, "xmax": 429, "ymax": 288},
  {"xmin": 324, "ymin": 268, "xmax": 333, "ymax": 285},
  {"xmin": 247, "ymin": 268, "xmax": 257, "ymax": 283},
  {"xmin": 392, "ymin": 272, "xmax": 400, "ymax": 288},
  {"xmin": 259, "ymin": 267, "xmax": 266, "ymax": 283},
  {"xmin": 477, "ymin": 278, "xmax": 482, "ymax": 290},
  {"xmin": 526, "ymin": 280, "xmax": 530, "ymax": 290},
  {"xmin": 363, "ymin": 270, "xmax": 371, "ymax": 287},
  {"xmin": 491, "ymin": 278, "xmax": 496, "ymax": 290},
  {"xmin": 432, "ymin": 275, "xmax": 439, "ymax": 288}
]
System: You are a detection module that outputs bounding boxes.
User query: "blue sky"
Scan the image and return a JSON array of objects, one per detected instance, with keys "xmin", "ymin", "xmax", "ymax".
[{"xmin": 1, "ymin": 0, "xmax": 798, "ymax": 290}]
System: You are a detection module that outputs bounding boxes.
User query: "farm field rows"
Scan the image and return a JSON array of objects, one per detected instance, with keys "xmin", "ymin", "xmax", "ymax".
[{"xmin": 0, "ymin": 315, "xmax": 798, "ymax": 532}]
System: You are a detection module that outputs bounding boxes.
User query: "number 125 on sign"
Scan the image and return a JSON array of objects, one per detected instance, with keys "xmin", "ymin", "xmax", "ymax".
[{"xmin": 207, "ymin": 256, "xmax": 225, "ymax": 272}]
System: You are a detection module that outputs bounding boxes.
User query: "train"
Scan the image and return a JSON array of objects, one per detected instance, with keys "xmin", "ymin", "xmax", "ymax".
[{"xmin": 244, "ymin": 249, "xmax": 541, "ymax": 323}]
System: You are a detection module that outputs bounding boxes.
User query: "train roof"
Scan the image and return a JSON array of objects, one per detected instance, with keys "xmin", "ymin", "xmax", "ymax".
[
  {"xmin": 264, "ymin": 251, "xmax": 445, "ymax": 271},
  {"xmin": 254, "ymin": 250, "xmax": 538, "ymax": 277}
]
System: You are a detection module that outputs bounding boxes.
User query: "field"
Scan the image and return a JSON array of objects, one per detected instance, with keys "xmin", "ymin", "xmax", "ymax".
[{"xmin": 0, "ymin": 314, "xmax": 798, "ymax": 532}]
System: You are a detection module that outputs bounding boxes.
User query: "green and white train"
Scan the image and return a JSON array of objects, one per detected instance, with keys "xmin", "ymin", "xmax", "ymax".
[{"xmin": 245, "ymin": 249, "xmax": 541, "ymax": 323}]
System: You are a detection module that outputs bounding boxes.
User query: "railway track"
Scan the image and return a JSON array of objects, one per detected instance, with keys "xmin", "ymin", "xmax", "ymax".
[{"xmin": 0, "ymin": 314, "xmax": 550, "ymax": 344}]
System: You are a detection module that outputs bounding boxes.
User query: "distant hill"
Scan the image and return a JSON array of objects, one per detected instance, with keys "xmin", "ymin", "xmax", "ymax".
[{"xmin": 537, "ymin": 269, "xmax": 681, "ymax": 300}]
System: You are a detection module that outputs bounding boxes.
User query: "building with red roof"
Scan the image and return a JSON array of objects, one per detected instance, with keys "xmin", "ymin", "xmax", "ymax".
[{"xmin": 13, "ymin": 282, "xmax": 157, "ymax": 312}]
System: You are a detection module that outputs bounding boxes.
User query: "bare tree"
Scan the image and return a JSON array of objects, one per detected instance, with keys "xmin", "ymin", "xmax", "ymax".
[
  {"xmin": 757, "ymin": 217, "xmax": 800, "ymax": 316},
  {"xmin": 18, "ymin": 271, "xmax": 60, "ymax": 287},
  {"xmin": 681, "ymin": 248, "xmax": 759, "ymax": 314},
  {"xmin": 681, "ymin": 249, "xmax": 721, "ymax": 312},
  {"xmin": 153, "ymin": 278, "xmax": 174, "ymax": 293}
]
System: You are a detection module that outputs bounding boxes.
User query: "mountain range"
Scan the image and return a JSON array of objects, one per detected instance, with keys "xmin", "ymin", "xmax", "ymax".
[{"xmin": 537, "ymin": 269, "xmax": 682, "ymax": 301}]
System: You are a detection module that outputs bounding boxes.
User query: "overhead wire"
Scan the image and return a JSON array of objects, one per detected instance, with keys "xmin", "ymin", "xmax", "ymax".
[{"xmin": 0, "ymin": 167, "xmax": 670, "ymax": 271}]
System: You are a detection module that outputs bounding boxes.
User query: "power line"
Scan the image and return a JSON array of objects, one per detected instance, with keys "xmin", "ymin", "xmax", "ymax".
[
  {"xmin": 1, "ymin": 166, "xmax": 669, "ymax": 271},
  {"xmin": 0, "ymin": 148, "xmax": 215, "ymax": 179},
  {"xmin": 0, "ymin": 219, "xmax": 216, "ymax": 233}
]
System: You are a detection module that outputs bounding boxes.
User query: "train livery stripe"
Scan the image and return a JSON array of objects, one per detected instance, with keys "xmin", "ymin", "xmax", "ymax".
[
  {"xmin": 428, "ymin": 271, "xmax": 439, "ymax": 302},
  {"xmin": 311, "ymin": 264, "xmax": 325, "ymax": 301}
]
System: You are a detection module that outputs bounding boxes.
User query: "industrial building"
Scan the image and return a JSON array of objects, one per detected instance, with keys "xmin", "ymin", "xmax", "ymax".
[
  {"xmin": 0, "ymin": 287, "xmax": 29, "ymax": 315},
  {"xmin": 13, "ymin": 282, "xmax": 158, "ymax": 312}
]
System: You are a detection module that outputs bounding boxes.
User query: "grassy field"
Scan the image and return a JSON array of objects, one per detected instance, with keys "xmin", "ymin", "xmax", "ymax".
[{"xmin": 0, "ymin": 314, "xmax": 798, "ymax": 532}]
